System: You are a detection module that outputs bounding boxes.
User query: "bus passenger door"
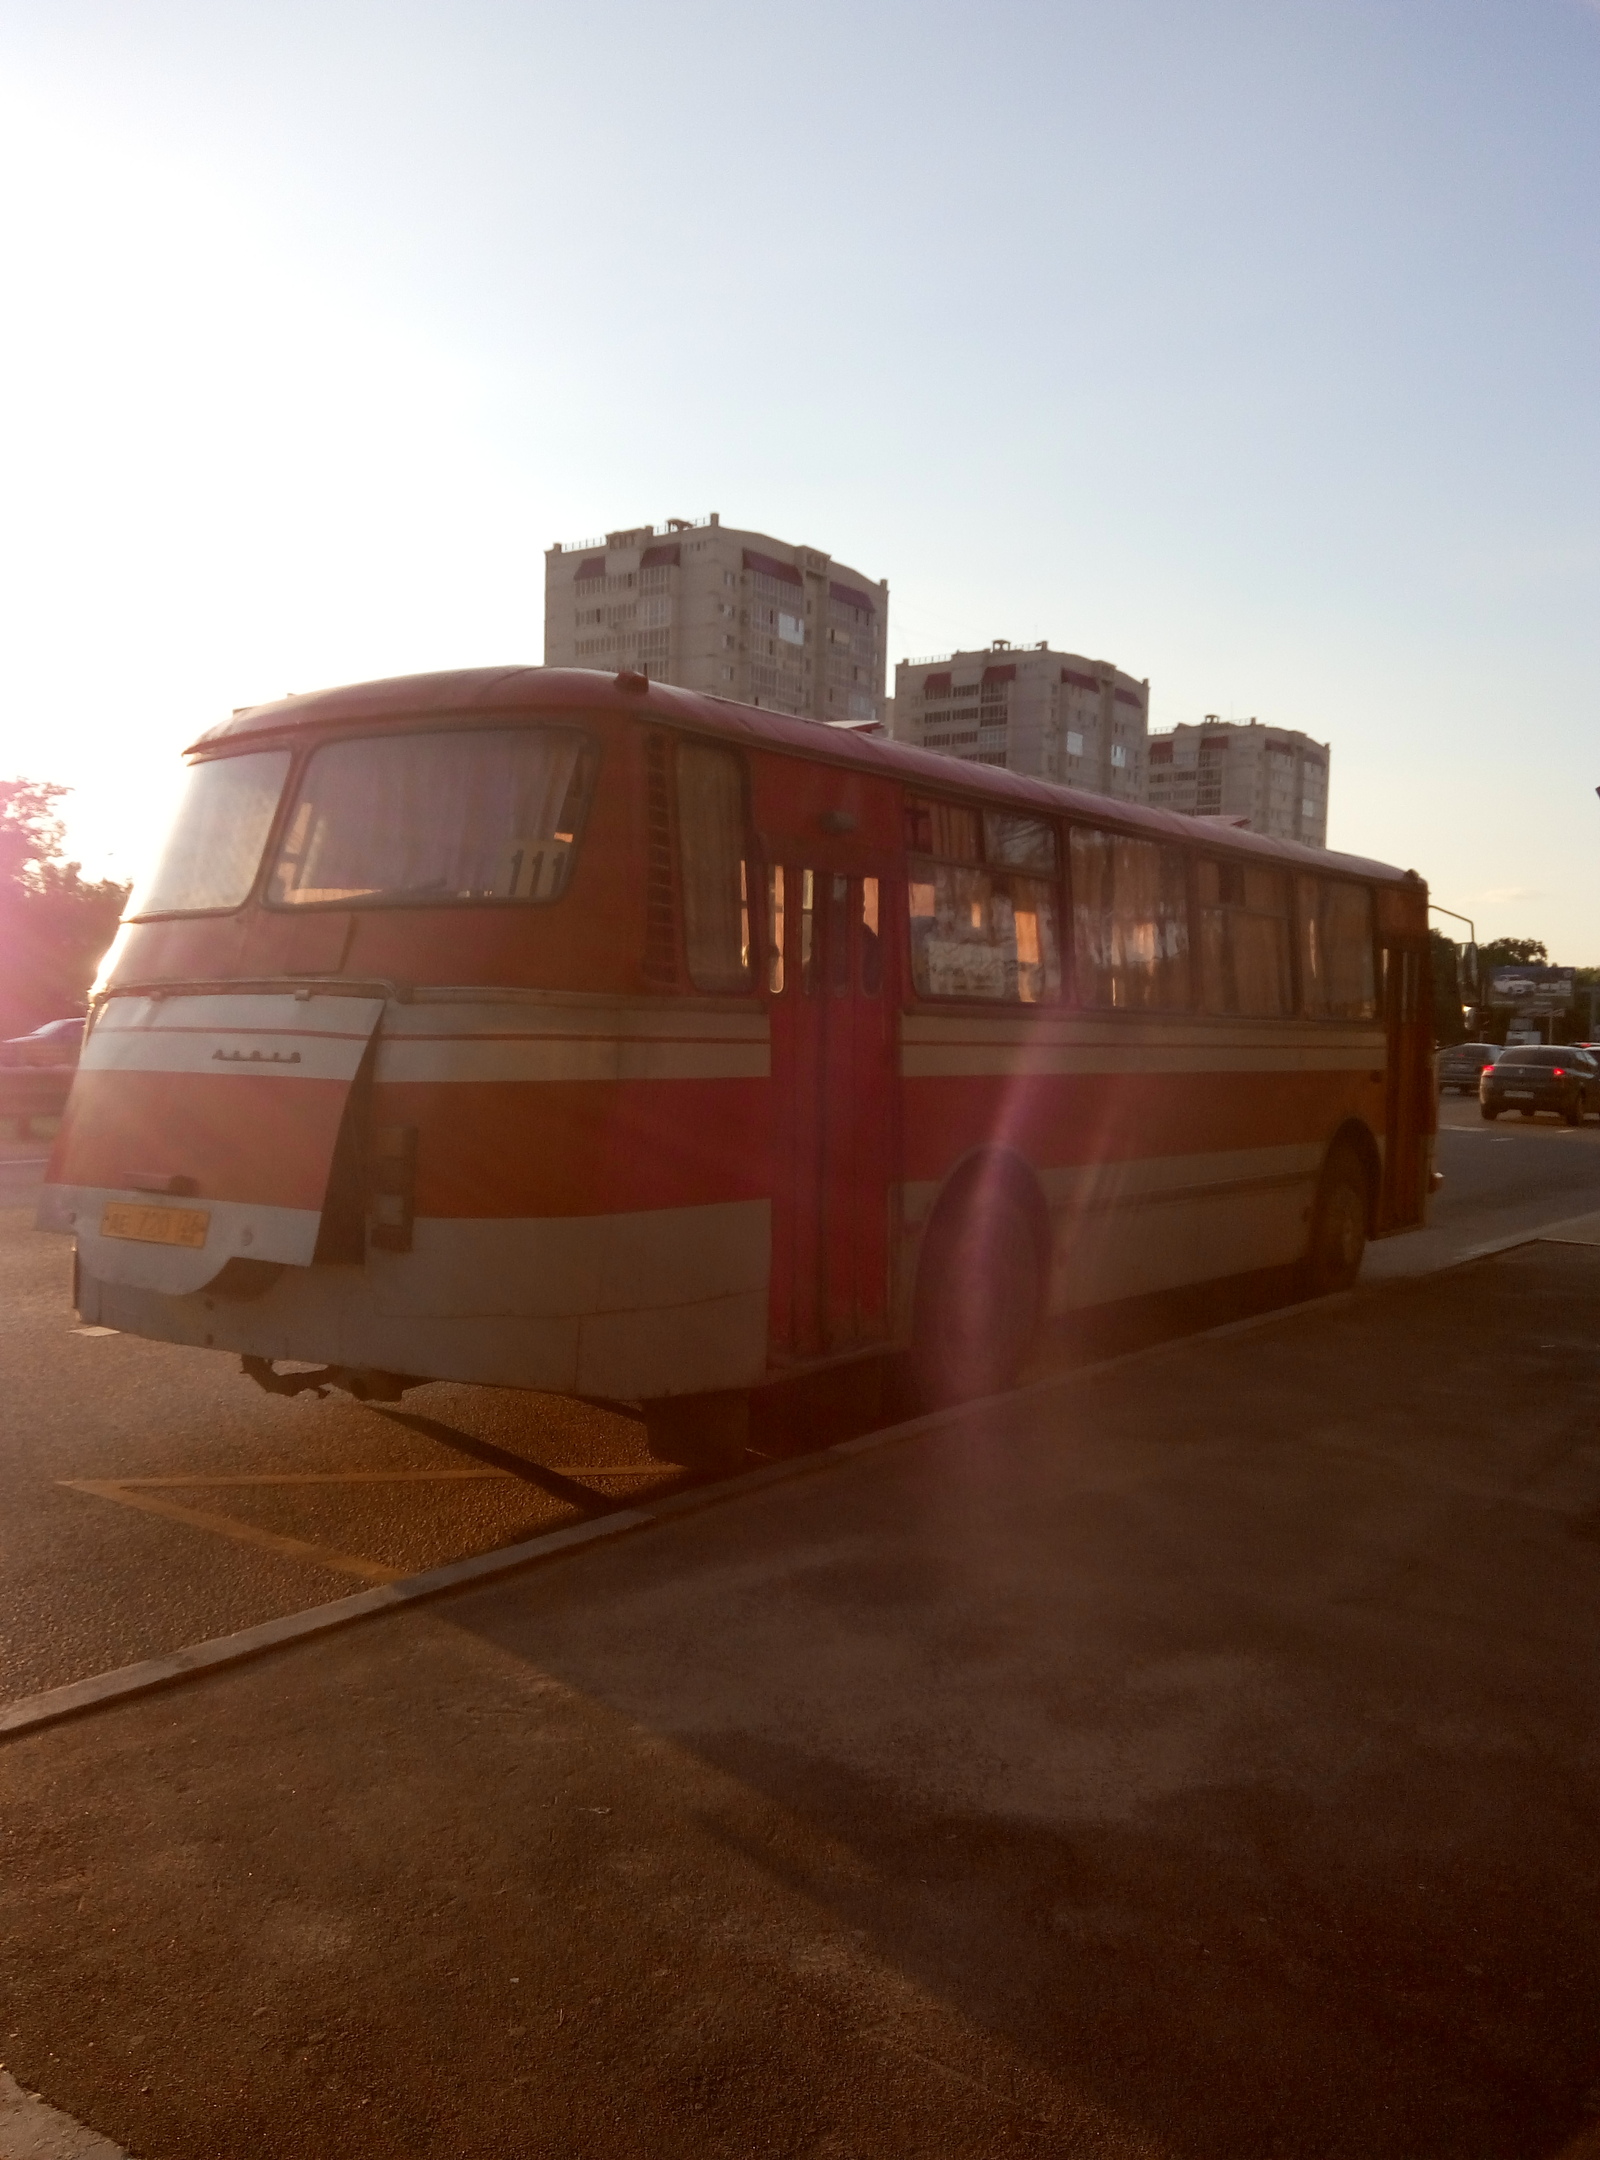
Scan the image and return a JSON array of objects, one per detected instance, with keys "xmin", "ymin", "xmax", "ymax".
[{"xmin": 766, "ymin": 863, "xmax": 898, "ymax": 1361}]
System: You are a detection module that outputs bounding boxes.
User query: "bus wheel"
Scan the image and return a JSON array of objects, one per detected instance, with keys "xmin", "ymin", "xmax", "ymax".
[
  {"xmin": 641, "ymin": 1390, "xmax": 750, "ymax": 1475},
  {"xmin": 912, "ymin": 1178, "xmax": 1043, "ymax": 1409},
  {"xmin": 1304, "ymin": 1145, "xmax": 1368, "ymax": 1297}
]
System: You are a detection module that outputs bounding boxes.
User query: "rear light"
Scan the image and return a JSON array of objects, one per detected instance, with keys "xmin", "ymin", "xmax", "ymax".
[{"xmin": 1552, "ymin": 1068, "xmax": 1566, "ymax": 1078}]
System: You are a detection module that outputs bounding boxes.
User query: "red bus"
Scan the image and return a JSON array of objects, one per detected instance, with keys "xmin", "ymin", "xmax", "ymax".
[{"xmin": 40, "ymin": 666, "xmax": 1435, "ymax": 1464}]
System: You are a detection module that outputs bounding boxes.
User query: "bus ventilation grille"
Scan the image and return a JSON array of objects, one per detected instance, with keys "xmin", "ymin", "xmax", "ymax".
[{"xmin": 643, "ymin": 732, "xmax": 678, "ymax": 985}]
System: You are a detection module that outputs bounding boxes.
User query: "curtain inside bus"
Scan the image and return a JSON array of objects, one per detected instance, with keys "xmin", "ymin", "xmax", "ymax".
[
  {"xmin": 269, "ymin": 727, "xmax": 594, "ymax": 906},
  {"xmin": 1198, "ymin": 862, "xmax": 1292, "ymax": 1016},
  {"xmin": 1069, "ymin": 829, "xmax": 1191, "ymax": 1010},
  {"xmin": 1297, "ymin": 878, "xmax": 1378, "ymax": 1019},
  {"xmin": 676, "ymin": 742, "xmax": 752, "ymax": 993},
  {"xmin": 905, "ymin": 800, "xmax": 1060, "ymax": 1004}
]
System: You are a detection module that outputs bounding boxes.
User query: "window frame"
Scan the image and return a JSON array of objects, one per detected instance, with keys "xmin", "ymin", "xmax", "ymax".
[
  {"xmin": 124, "ymin": 745, "xmax": 296, "ymax": 922},
  {"xmin": 1294, "ymin": 873, "xmax": 1381, "ymax": 1023},
  {"xmin": 902, "ymin": 789, "xmax": 1064, "ymax": 1008},
  {"xmin": 673, "ymin": 733, "xmax": 756, "ymax": 997},
  {"xmin": 1064, "ymin": 821, "xmax": 1197, "ymax": 1016},
  {"xmin": 1195, "ymin": 854, "xmax": 1295, "ymax": 1020},
  {"xmin": 258, "ymin": 716, "xmax": 604, "ymax": 916}
]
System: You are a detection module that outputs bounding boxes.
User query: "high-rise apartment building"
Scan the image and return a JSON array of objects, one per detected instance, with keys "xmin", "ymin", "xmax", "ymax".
[
  {"xmin": 892, "ymin": 642, "xmax": 1148, "ymax": 803},
  {"xmin": 1144, "ymin": 719, "xmax": 1330, "ymax": 847},
  {"xmin": 543, "ymin": 513, "xmax": 888, "ymax": 727}
]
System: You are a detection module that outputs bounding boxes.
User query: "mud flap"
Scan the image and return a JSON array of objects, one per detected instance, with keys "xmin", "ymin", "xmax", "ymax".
[{"xmin": 37, "ymin": 992, "xmax": 387, "ymax": 1295}]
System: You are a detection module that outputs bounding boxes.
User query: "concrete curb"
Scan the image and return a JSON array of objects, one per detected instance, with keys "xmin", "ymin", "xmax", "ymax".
[
  {"xmin": 0, "ymin": 1226, "xmax": 1571, "ymax": 1747},
  {"xmin": 0, "ymin": 1288, "xmax": 1362, "ymax": 1744},
  {"xmin": 0, "ymin": 2067, "xmax": 132, "ymax": 2158}
]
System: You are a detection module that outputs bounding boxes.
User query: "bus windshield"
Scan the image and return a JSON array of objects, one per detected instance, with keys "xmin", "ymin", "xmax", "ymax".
[
  {"xmin": 130, "ymin": 749, "xmax": 292, "ymax": 915},
  {"xmin": 267, "ymin": 725, "xmax": 595, "ymax": 907}
]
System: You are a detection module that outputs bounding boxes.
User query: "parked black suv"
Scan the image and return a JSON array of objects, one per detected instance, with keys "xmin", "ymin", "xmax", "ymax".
[{"xmin": 1480, "ymin": 1045, "xmax": 1599, "ymax": 1124}]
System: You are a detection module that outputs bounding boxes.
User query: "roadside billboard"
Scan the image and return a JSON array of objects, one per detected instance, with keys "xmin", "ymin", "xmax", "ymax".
[{"xmin": 1486, "ymin": 965, "xmax": 1575, "ymax": 1015}]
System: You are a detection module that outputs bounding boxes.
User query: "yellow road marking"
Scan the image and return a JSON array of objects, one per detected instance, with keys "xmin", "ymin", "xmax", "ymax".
[
  {"xmin": 97, "ymin": 1467, "xmax": 667, "ymax": 1487},
  {"xmin": 60, "ymin": 1480, "xmax": 404, "ymax": 1584},
  {"xmin": 57, "ymin": 1466, "xmax": 674, "ymax": 1584}
]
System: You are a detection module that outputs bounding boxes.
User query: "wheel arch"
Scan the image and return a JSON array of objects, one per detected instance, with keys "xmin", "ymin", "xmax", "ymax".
[
  {"xmin": 915, "ymin": 1144, "xmax": 1053, "ymax": 1299},
  {"xmin": 1323, "ymin": 1118, "xmax": 1382, "ymax": 1236}
]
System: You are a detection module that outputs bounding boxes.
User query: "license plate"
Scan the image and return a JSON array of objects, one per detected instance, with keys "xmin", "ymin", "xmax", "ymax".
[
  {"xmin": 100, "ymin": 1201, "xmax": 211, "ymax": 1249},
  {"xmin": 1506, "ymin": 1090, "xmax": 1535, "ymax": 1100}
]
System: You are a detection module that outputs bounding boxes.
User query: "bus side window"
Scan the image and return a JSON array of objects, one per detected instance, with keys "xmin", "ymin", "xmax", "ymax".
[
  {"xmin": 905, "ymin": 798, "xmax": 1059, "ymax": 1003},
  {"xmin": 767, "ymin": 867, "xmax": 785, "ymax": 995},
  {"xmin": 1298, "ymin": 876, "xmax": 1377, "ymax": 1020},
  {"xmin": 860, "ymin": 878, "xmax": 883, "ymax": 996},
  {"xmin": 1199, "ymin": 860, "xmax": 1291, "ymax": 1016},
  {"xmin": 675, "ymin": 741, "xmax": 752, "ymax": 994},
  {"xmin": 1069, "ymin": 828, "xmax": 1190, "ymax": 1011},
  {"xmin": 828, "ymin": 874, "xmax": 851, "ymax": 995}
]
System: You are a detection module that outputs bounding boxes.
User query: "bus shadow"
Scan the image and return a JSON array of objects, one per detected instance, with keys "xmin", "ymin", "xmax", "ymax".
[{"xmin": 753, "ymin": 1262, "xmax": 1314, "ymax": 1462}]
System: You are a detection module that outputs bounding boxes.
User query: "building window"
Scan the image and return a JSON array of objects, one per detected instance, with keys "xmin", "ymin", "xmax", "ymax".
[{"xmin": 1065, "ymin": 731, "xmax": 1083, "ymax": 756}]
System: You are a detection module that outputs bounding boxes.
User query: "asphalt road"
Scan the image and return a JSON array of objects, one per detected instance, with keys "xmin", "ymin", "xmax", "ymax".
[
  {"xmin": 6, "ymin": 1094, "xmax": 1600, "ymax": 1710},
  {"xmin": 4, "ymin": 1237, "xmax": 1600, "ymax": 2159},
  {"xmin": 1431, "ymin": 1088, "xmax": 1600, "ymax": 1229}
]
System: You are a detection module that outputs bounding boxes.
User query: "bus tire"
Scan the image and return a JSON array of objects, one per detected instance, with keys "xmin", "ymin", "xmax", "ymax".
[
  {"xmin": 1303, "ymin": 1143, "xmax": 1368, "ymax": 1296},
  {"xmin": 911, "ymin": 1172, "xmax": 1044, "ymax": 1410},
  {"xmin": 641, "ymin": 1389, "xmax": 750, "ymax": 1475}
]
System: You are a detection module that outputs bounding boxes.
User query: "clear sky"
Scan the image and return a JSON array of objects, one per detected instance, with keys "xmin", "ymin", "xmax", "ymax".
[{"xmin": 1, "ymin": 0, "xmax": 1597, "ymax": 953}]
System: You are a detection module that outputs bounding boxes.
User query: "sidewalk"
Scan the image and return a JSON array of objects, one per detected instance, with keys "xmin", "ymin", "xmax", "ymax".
[{"xmin": 2, "ymin": 1238, "xmax": 1599, "ymax": 2158}]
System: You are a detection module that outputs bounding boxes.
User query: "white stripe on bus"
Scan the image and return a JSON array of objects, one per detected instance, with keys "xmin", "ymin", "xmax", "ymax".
[
  {"xmin": 901, "ymin": 1043, "xmax": 1383, "ymax": 1078},
  {"xmin": 83, "ymin": 994, "xmax": 384, "ymax": 1082},
  {"xmin": 900, "ymin": 1014, "xmax": 1385, "ymax": 1050},
  {"xmin": 374, "ymin": 1037, "xmax": 770, "ymax": 1085},
  {"xmin": 899, "ymin": 1142, "xmax": 1328, "ymax": 1228}
]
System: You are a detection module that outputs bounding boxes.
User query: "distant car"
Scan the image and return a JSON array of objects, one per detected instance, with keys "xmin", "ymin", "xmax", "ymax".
[
  {"xmin": 1480, "ymin": 1045, "xmax": 1599, "ymax": 1124},
  {"xmin": 1438, "ymin": 1042, "xmax": 1500, "ymax": 1094},
  {"xmin": 0, "ymin": 1017, "xmax": 86, "ymax": 1068}
]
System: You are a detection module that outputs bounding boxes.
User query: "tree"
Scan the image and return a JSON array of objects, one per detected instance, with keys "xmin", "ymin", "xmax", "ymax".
[
  {"xmin": 1479, "ymin": 937, "xmax": 1548, "ymax": 969},
  {"xmin": 0, "ymin": 779, "xmax": 68, "ymax": 888},
  {"xmin": 0, "ymin": 780, "xmax": 130, "ymax": 1039},
  {"xmin": 1429, "ymin": 928, "xmax": 1466, "ymax": 1046}
]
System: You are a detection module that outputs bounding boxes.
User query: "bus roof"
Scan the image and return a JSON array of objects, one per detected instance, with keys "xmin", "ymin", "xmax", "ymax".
[{"xmin": 195, "ymin": 664, "xmax": 1418, "ymax": 889}]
